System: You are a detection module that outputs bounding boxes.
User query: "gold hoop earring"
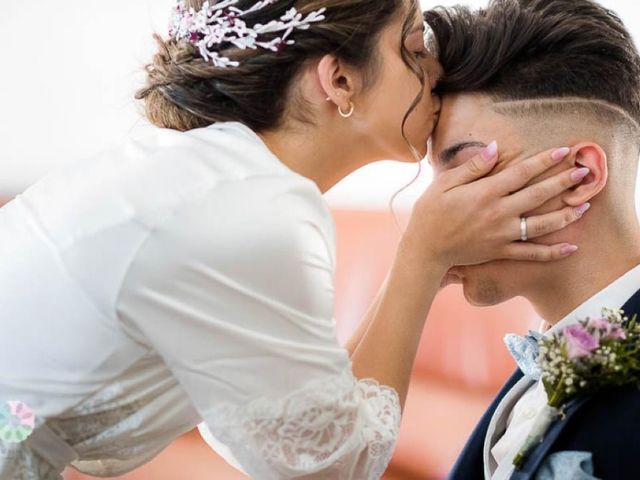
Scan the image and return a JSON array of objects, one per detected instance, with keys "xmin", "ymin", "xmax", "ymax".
[{"xmin": 338, "ymin": 101, "xmax": 355, "ymax": 118}]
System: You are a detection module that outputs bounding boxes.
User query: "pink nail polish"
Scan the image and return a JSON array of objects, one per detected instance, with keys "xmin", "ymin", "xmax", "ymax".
[
  {"xmin": 551, "ymin": 147, "xmax": 571, "ymax": 162},
  {"xmin": 575, "ymin": 203, "xmax": 591, "ymax": 217},
  {"xmin": 481, "ymin": 141, "xmax": 498, "ymax": 162},
  {"xmin": 561, "ymin": 245, "xmax": 579, "ymax": 256},
  {"xmin": 571, "ymin": 168, "xmax": 590, "ymax": 182}
]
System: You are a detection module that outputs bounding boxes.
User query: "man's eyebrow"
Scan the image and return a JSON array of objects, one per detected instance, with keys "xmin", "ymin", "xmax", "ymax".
[{"xmin": 439, "ymin": 141, "xmax": 487, "ymax": 165}]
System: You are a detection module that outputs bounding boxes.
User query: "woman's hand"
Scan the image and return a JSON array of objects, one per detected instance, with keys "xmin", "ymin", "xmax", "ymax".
[{"xmin": 405, "ymin": 143, "xmax": 587, "ymax": 270}]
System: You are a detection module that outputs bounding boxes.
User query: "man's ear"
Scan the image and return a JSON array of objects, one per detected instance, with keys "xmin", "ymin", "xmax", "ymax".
[
  {"xmin": 316, "ymin": 54, "xmax": 357, "ymax": 111},
  {"xmin": 562, "ymin": 142, "xmax": 608, "ymax": 206}
]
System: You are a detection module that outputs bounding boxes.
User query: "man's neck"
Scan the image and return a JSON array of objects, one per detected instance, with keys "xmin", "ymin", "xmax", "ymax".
[{"xmin": 527, "ymin": 224, "xmax": 640, "ymax": 325}]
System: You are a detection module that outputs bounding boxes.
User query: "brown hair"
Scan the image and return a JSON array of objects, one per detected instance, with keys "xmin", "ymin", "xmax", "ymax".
[
  {"xmin": 424, "ymin": 0, "xmax": 640, "ymax": 124},
  {"xmin": 136, "ymin": 0, "xmax": 423, "ymax": 132}
]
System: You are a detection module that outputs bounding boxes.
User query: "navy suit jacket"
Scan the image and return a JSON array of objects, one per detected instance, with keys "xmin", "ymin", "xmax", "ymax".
[{"xmin": 448, "ymin": 288, "xmax": 640, "ymax": 480}]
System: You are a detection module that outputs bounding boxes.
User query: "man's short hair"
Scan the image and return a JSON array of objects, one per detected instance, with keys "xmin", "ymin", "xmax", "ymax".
[{"xmin": 424, "ymin": 0, "xmax": 640, "ymax": 127}]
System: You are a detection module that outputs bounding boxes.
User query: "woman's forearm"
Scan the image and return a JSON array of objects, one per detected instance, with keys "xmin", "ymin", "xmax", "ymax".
[
  {"xmin": 350, "ymin": 232, "xmax": 447, "ymax": 410},
  {"xmin": 345, "ymin": 275, "xmax": 387, "ymax": 356}
]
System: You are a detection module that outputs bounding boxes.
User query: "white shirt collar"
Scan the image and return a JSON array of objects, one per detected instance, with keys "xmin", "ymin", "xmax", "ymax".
[{"xmin": 544, "ymin": 262, "xmax": 640, "ymax": 337}]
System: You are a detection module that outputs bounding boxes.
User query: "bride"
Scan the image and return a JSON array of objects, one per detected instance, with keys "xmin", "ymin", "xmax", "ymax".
[{"xmin": 0, "ymin": 0, "xmax": 588, "ymax": 478}]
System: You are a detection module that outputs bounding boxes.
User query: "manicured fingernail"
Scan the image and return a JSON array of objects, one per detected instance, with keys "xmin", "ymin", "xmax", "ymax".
[
  {"xmin": 561, "ymin": 244, "xmax": 579, "ymax": 256},
  {"xmin": 551, "ymin": 147, "xmax": 571, "ymax": 162},
  {"xmin": 571, "ymin": 167, "xmax": 590, "ymax": 182},
  {"xmin": 481, "ymin": 141, "xmax": 498, "ymax": 162},
  {"xmin": 575, "ymin": 203, "xmax": 591, "ymax": 217}
]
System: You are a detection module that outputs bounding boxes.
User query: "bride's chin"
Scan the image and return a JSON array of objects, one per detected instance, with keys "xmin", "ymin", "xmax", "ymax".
[
  {"xmin": 441, "ymin": 268, "xmax": 464, "ymax": 288},
  {"xmin": 404, "ymin": 126, "xmax": 434, "ymax": 162}
]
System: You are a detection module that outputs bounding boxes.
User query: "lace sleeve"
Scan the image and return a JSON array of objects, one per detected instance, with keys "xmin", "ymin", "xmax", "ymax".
[{"xmin": 200, "ymin": 369, "xmax": 401, "ymax": 480}]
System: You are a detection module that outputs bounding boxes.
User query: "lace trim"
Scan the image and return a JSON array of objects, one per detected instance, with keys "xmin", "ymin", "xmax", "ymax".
[
  {"xmin": 47, "ymin": 394, "xmax": 152, "ymax": 447},
  {"xmin": 207, "ymin": 369, "xmax": 401, "ymax": 480}
]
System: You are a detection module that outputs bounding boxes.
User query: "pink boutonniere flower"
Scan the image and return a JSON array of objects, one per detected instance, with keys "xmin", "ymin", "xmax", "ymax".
[
  {"xmin": 564, "ymin": 324, "xmax": 599, "ymax": 359},
  {"xmin": 513, "ymin": 308, "xmax": 640, "ymax": 469}
]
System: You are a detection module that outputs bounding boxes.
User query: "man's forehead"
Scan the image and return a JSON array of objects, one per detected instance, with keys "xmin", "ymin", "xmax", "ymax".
[
  {"xmin": 432, "ymin": 95, "xmax": 493, "ymax": 155},
  {"xmin": 437, "ymin": 94, "xmax": 494, "ymax": 132}
]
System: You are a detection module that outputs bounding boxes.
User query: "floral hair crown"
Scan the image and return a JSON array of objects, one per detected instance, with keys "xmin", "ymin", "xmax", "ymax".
[{"xmin": 168, "ymin": 0, "xmax": 327, "ymax": 68}]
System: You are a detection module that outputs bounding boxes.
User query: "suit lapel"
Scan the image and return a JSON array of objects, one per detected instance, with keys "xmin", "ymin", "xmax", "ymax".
[
  {"xmin": 448, "ymin": 369, "xmax": 524, "ymax": 479},
  {"xmin": 509, "ymin": 395, "xmax": 590, "ymax": 480},
  {"xmin": 621, "ymin": 287, "xmax": 640, "ymax": 321},
  {"xmin": 510, "ymin": 287, "xmax": 640, "ymax": 479}
]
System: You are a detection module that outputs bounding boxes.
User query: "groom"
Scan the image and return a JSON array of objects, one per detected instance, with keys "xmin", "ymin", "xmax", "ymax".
[{"xmin": 425, "ymin": 0, "xmax": 640, "ymax": 478}]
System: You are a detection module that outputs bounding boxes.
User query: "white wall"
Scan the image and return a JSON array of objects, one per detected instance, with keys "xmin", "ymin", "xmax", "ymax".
[{"xmin": 1, "ymin": 0, "xmax": 640, "ymax": 210}]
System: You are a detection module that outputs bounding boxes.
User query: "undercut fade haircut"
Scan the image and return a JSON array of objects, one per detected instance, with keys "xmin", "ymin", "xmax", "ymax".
[{"xmin": 424, "ymin": 0, "xmax": 640, "ymax": 128}]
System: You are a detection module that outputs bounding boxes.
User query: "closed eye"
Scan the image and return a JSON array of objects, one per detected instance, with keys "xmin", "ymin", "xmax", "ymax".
[{"xmin": 439, "ymin": 141, "xmax": 487, "ymax": 166}]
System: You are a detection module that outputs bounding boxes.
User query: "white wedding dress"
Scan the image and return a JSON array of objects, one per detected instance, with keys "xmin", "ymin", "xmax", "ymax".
[{"xmin": 0, "ymin": 121, "xmax": 400, "ymax": 479}]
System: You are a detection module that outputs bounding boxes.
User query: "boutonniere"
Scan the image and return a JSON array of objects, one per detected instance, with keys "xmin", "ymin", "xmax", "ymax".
[{"xmin": 513, "ymin": 308, "xmax": 640, "ymax": 469}]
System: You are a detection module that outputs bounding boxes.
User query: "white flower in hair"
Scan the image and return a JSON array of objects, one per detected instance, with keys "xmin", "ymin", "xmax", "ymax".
[{"xmin": 168, "ymin": 0, "xmax": 327, "ymax": 67}]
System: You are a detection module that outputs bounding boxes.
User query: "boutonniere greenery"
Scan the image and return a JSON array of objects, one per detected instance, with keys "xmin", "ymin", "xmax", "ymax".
[{"xmin": 513, "ymin": 308, "xmax": 640, "ymax": 469}]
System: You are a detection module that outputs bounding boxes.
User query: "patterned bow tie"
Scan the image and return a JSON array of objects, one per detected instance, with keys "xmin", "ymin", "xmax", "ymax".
[{"xmin": 504, "ymin": 330, "xmax": 545, "ymax": 381}]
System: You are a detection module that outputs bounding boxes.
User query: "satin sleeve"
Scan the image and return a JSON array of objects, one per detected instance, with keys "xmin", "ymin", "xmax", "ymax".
[{"xmin": 115, "ymin": 178, "xmax": 401, "ymax": 479}]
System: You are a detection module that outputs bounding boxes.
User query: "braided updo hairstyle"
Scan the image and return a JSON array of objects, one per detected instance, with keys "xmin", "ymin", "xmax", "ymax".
[{"xmin": 135, "ymin": 0, "xmax": 424, "ymax": 132}]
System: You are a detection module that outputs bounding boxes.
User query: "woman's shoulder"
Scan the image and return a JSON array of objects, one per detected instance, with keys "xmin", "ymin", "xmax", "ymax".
[
  {"xmin": 13, "ymin": 121, "xmax": 334, "ymax": 315},
  {"xmin": 160, "ymin": 121, "xmax": 335, "ymax": 244},
  {"xmin": 145, "ymin": 169, "xmax": 335, "ymax": 267},
  {"xmin": 20, "ymin": 121, "xmax": 330, "ymax": 241}
]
